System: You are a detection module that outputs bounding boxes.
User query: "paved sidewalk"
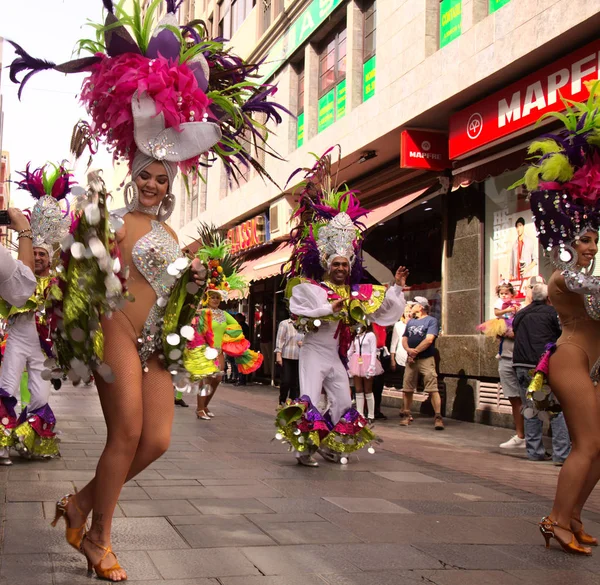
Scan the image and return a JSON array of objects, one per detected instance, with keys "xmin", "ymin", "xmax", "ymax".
[{"xmin": 1, "ymin": 381, "xmax": 600, "ymax": 585}]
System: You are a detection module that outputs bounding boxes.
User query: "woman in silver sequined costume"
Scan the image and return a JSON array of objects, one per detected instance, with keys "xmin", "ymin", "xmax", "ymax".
[
  {"xmin": 55, "ymin": 154, "xmax": 206, "ymax": 581},
  {"xmin": 514, "ymin": 83, "xmax": 600, "ymax": 556}
]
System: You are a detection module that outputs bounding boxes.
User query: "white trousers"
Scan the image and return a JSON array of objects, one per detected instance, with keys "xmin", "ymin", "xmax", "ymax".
[
  {"xmin": 0, "ymin": 315, "xmax": 50, "ymax": 411},
  {"xmin": 298, "ymin": 343, "xmax": 352, "ymax": 425}
]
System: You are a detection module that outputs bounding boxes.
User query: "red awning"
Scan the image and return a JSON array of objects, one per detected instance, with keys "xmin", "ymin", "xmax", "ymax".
[
  {"xmin": 238, "ymin": 242, "xmax": 290, "ymax": 283},
  {"xmin": 363, "ymin": 188, "xmax": 429, "ymax": 230}
]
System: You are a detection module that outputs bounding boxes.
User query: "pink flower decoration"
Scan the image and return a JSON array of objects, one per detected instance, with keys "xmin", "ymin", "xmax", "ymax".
[
  {"xmin": 80, "ymin": 53, "xmax": 212, "ymax": 169},
  {"xmin": 563, "ymin": 153, "xmax": 600, "ymax": 205}
]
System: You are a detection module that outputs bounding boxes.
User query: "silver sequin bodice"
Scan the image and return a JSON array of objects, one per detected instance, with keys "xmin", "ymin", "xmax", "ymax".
[
  {"xmin": 133, "ymin": 221, "xmax": 182, "ymax": 298},
  {"xmin": 132, "ymin": 221, "xmax": 182, "ymax": 369}
]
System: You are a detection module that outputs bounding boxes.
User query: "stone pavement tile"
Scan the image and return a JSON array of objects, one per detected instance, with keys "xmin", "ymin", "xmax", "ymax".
[
  {"xmin": 3, "ymin": 519, "xmax": 74, "ymax": 554},
  {"xmin": 468, "ymin": 517, "xmax": 543, "ymax": 545},
  {"xmin": 83, "ymin": 450, "xmax": 103, "ymax": 457},
  {"xmin": 146, "ymin": 460, "xmax": 180, "ymax": 470},
  {"xmin": 220, "ymin": 576, "xmax": 327, "ymax": 585},
  {"xmin": 266, "ymin": 467, "xmax": 376, "ymax": 481},
  {"xmin": 168, "ymin": 514, "xmax": 248, "ymax": 525},
  {"xmin": 119, "ymin": 486, "xmax": 151, "ymax": 500},
  {"xmin": 151, "ymin": 548, "xmax": 261, "ymax": 579},
  {"xmin": 199, "ymin": 478, "xmax": 265, "ymax": 486},
  {"xmin": 203, "ymin": 484, "xmax": 284, "ymax": 499},
  {"xmin": 136, "ymin": 479, "xmax": 202, "ymax": 487},
  {"xmin": 64, "ymin": 459, "xmax": 99, "ymax": 470},
  {"xmin": 5, "ymin": 502, "xmax": 44, "ymax": 519},
  {"xmin": 7, "ymin": 469, "xmax": 40, "ymax": 481},
  {"xmin": 323, "ymin": 497, "xmax": 412, "ymax": 514},
  {"xmin": 120, "ymin": 499, "xmax": 199, "ymax": 518},
  {"xmin": 315, "ymin": 513, "xmax": 426, "ymax": 544},
  {"xmin": 175, "ymin": 516, "xmax": 277, "ymax": 547},
  {"xmin": 158, "ymin": 470, "xmax": 227, "ymax": 480},
  {"xmin": 399, "ymin": 501, "xmax": 477, "ymax": 516},
  {"xmin": 419, "ymin": 570, "xmax": 524, "ymax": 585},
  {"xmin": 37, "ymin": 470, "xmax": 95, "ymax": 482},
  {"xmin": 330, "ymin": 543, "xmax": 443, "ymax": 571},
  {"xmin": 240, "ymin": 544, "xmax": 360, "ymax": 575},
  {"xmin": 258, "ymin": 497, "xmax": 349, "ymax": 515},
  {"xmin": 373, "ymin": 471, "xmax": 445, "ymax": 483},
  {"xmin": 411, "ymin": 544, "xmax": 534, "ymax": 570},
  {"xmin": 0, "ymin": 553, "xmax": 54, "ymax": 585},
  {"xmin": 210, "ymin": 468, "xmax": 282, "ymax": 479},
  {"xmin": 111, "ymin": 517, "xmax": 189, "ymax": 550},
  {"xmin": 144, "ymin": 485, "xmax": 210, "ymax": 500},
  {"xmin": 493, "ymin": 544, "xmax": 600, "ymax": 571},
  {"xmin": 247, "ymin": 513, "xmax": 327, "ymax": 527},
  {"xmin": 389, "ymin": 482, "xmax": 520, "ymax": 502},
  {"xmin": 59, "ymin": 449, "xmax": 87, "ymax": 458},
  {"xmin": 51, "ymin": 550, "xmax": 162, "ymax": 584},
  {"xmin": 130, "ymin": 581, "xmax": 219, "ymax": 585},
  {"xmin": 257, "ymin": 520, "xmax": 362, "ymax": 545},
  {"xmin": 320, "ymin": 571, "xmax": 430, "ymax": 585},
  {"xmin": 190, "ymin": 498, "xmax": 275, "ymax": 515},
  {"xmin": 73, "ymin": 433, "xmax": 105, "ymax": 442},
  {"xmin": 262, "ymin": 479, "xmax": 398, "ymax": 499},
  {"xmin": 452, "ymin": 501, "xmax": 551, "ymax": 518},
  {"xmin": 507, "ymin": 570, "xmax": 600, "ymax": 584},
  {"xmin": 7, "ymin": 481, "xmax": 73, "ymax": 502}
]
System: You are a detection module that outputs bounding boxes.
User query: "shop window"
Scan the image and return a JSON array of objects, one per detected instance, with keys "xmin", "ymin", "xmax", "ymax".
[
  {"xmin": 179, "ymin": 176, "xmax": 187, "ymax": 228},
  {"xmin": 362, "ymin": 198, "xmax": 443, "ymax": 321},
  {"xmin": 219, "ymin": 0, "xmax": 255, "ymax": 38},
  {"xmin": 363, "ymin": 0, "xmax": 376, "ymax": 102},
  {"xmin": 260, "ymin": 0, "xmax": 282, "ymax": 35},
  {"xmin": 439, "ymin": 0, "xmax": 462, "ymax": 48},
  {"xmin": 483, "ymin": 169, "xmax": 549, "ymax": 319},
  {"xmin": 318, "ymin": 27, "xmax": 347, "ymax": 133},
  {"xmin": 296, "ymin": 66, "xmax": 305, "ymax": 148}
]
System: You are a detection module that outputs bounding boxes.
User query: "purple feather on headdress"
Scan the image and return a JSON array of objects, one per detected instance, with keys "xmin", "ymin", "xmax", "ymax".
[
  {"xmin": 7, "ymin": 41, "xmax": 58, "ymax": 100},
  {"xmin": 166, "ymin": 0, "xmax": 184, "ymax": 13},
  {"xmin": 104, "ymin": 12, "xmax": 142, "ymax": 57},
  {"xmin": 102, "ymin": 0, "xmax": 114, "ymax": 13}
]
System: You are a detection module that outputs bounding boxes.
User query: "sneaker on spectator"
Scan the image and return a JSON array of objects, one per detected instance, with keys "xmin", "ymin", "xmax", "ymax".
[
  {"xmin": 399, "ymin": 411, "xmax": 411, "ymax": 426},
  {"xmin": 499, "ymin": 435, "xmax": 526, "ymax": 449},
  {"xmin": 434, "ymin": 415, "xmax": 445, "ymax": 431}
]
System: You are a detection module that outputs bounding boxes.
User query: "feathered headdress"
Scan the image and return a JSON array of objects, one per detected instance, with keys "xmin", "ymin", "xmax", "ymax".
[
  {"xmin": 284, "ymin": 147, "xmax": 369, "ymax": 283},
  {"xmin": 513, "ymin": 80, "xmax": 600, "ymax": 265},
  {"xmin": 16, "ymin": 163, "xmax": 74, "ymax": 254},
  {"xmin": 9, "ymin": 0, "xmax": 289, "ymax": 183},
  {"xmin": 195, "ymin": 223, "xmax": 246, "ymax": 301}
]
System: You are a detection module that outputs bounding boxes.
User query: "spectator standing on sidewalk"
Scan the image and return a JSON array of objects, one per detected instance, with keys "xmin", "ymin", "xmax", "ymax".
[
  {"xmin": 400, "ymin": 297, "xmax": 444, "ymax": 430},
  {"xmin": 275, "ymin": 317, "xmax": 303, "ymax": 405},
  {"xmin": 371, "ymin": 323, "xmax": 390, "ymax": 420},
  {"xmin": 512, "ymin": 284, "xmax": 570, "ymax": 464},
  {"xmin": 497, "ymin": 334, "xmax": 525, "ymax": 449}
]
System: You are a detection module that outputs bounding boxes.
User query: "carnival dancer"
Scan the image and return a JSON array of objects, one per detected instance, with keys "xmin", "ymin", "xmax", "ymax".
[
  {"xmin": 9, "ymin": 1, "xmax": 287, "ymax": 580},
  {"xmin": 513, "ymin": 80, "xmax": 600, "ymax": 556},
  {"xmin": 275, "ymin": 150, "xmax": 408, "ymax": 467},
  {"xmin": 193, "ymin": 225, "xmax": 263, "ymax": 420},
  {"xmin": 0, "ymin": 163, "xmax": 72, "ymax": 464}
]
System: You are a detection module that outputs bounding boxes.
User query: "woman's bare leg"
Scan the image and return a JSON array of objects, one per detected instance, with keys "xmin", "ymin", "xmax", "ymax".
[
  {"xmin": 547, "ymin": 345, "xmax": 600, "ymax": 542},
  {"xmin": 75, "ymin": 314, "xmax": 143, "ymax": 580}
]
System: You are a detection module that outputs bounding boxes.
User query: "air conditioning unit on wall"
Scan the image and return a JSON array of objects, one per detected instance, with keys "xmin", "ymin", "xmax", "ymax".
[{"xmin": 269, "ymin": 196, "xmax": 298, "ymax": 238}]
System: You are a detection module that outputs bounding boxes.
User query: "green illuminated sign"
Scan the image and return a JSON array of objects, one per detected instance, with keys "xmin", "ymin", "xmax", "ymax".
[
  {"xmin": 318, "ymin": 90, "xmax": 335, "ymax": 133},
  {"xmin": 440, "ymin": 0, "xmax": 461, "ymax": 48},
  {"xmin": 363, "ymin": 56, "xmax": 376, "ymax": 102},
  {"xmin": 336, "ymin": 80, "xmax": 346, "ymax": 120},
  {"xmin": 259, "ymin": 0, "xmax": 345, "ymax": 83},
  {"xmin": 297, "ymin": 112, "xmax": 305, "ymax": 148},
  {"xmin": 489, "ymin": 0, "xmax": 510, "ymax": 12}
]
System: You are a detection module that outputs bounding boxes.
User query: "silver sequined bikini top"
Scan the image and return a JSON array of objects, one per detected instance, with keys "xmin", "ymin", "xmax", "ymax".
[{"xmin": 132, "ymin": 220, "xmax": 182, "ymax": 299}]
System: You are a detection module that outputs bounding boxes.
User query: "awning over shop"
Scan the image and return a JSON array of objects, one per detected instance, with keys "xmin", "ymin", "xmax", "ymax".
[
  {"xmin": 363, "ymin": 188, "xmax": 429, "ymax": 230},
  {"xmin": 239, "ymin": 242, "xmax": 290, "ymax": 283}
]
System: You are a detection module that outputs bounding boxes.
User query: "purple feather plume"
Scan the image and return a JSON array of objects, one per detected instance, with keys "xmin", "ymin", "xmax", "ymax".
[
  {"xmin": 7, "ymin": 41, "xmax": 57, "ymax": 100},
  {"xmin": 166, "ymin": 0, "xmax": 184, "ymax": 13}
]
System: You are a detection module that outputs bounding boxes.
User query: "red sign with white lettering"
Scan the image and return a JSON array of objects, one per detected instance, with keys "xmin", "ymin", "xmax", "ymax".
[
  {"xmin": 449, "ymin": 39, "xmax": 600, "ymax": 159},
  {"xmin": 227, "ymin": 215, "xmax": 266, "ymax": 254},
  {"xmin": 400, "ymin": 130, "xmax": 449, "ymax": 170}
]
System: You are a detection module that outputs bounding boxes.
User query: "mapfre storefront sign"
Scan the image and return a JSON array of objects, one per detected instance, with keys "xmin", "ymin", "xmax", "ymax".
[
  {"xmin": 400, "ymin": 129, "xmax": 449, "ymax": 170},
  {"xmin": 449, "ymin": 39, "xmax": 600, "ymax": 159}
]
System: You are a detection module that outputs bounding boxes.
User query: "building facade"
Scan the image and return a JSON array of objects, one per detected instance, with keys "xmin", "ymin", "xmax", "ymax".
[{"xmin": 171, "ymin": 0, "xmax": 600, "ymax": 423}]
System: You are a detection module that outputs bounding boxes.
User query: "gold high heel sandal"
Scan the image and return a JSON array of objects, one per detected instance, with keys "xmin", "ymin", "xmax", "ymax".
[
  {"xmin": 80, "ymin": 533, "xmax": 127, "ymax": 582},
  {"xmin": 572, "ymin": 516, "xmax": 598, "ymax": 546},
  {"xmin": 539, "ymin": 516, "xmax": 592, "ymax": 555},
  {"xmin": 51, "ymin": 493, "xmax": 87, "ymax": 551}
]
